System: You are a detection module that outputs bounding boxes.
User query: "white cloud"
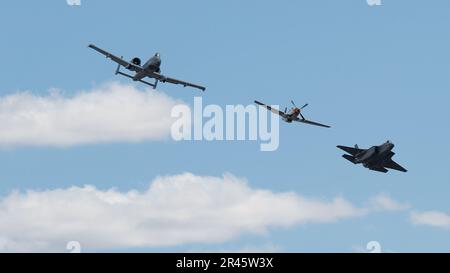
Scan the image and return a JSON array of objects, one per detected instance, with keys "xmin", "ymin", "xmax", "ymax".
[
  {"xmin": 411, "ymin": 211, "xmax": 450, "ymax": 230},
  {"xmin": 369, "ymin": 193, "xmax": 410, "ymax": 211},
  {"xmin": 66, "ymin": 0, "xmax": 81, "ymax": 6},
  {"xmin": 0, "ymin": 173, "xmax": 368, "ymax": 252},
  {"xmin": 0, "ymin": 82, "xmax": 181, "ymax": 147}
]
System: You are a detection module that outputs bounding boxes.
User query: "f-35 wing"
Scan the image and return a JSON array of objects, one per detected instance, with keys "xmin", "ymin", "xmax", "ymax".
[
  {"xmin": 294, "ymin": 118, "xmax": 331, "ymax": 128},
  {"xmin": 88, "ymin": 44, "xmax": 142, "ymax": 72},
  {"xmin": 370, "ymin": 166, "xmax": 389, "ymax": 173},
  {"xmin": 384, "ymin": 159, "xmax": 407, "ymax": 172},
  {"xmin": 337, "ymin": 145, "xmax": 364, "ymax": 156},
  {"xmin": 149, "ymin": 72, "xmax": 206, "ymax": 92},
  {"xmin": 254, "ymin": 101, "xmax": 286, "ymax": 117}
]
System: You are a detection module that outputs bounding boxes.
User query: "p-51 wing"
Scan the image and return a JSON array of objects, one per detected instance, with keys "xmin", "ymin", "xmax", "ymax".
[
  {"xmin": 149, "ymin": 72, "xmax": 206, "ymax": 91},
  {"xmin": 293, "ymin": 117, "xmax": 331, "ymax": 128},
  {"xmin": 254, "ymin": 100, "xmax": 286, "ymax": 117},
  {"xmin": 88, "ymin": 44, "xmax": 142, "ymax": 72}
]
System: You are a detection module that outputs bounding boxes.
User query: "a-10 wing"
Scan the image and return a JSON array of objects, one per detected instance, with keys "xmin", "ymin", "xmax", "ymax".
[
  {"xmin": 149, "ymin": 72, "xmax": 206, "ymax": 91},
  {"xmin": 254, "ymin": 101, "xmax": 286, "ymax": 117},
  {"xmin": 88, "ymin": 44, "xmax": 142, "ymax": 72}
]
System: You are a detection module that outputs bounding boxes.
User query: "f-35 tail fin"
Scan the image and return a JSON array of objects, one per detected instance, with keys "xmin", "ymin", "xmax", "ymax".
[{"xmin": 342, "ymin": 154, "xmax": 357, "ymax": 164}]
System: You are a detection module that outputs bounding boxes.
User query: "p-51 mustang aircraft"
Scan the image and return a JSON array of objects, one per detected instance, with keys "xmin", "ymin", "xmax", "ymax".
[
  {"xmin": 255, "ymin": 100, "xmax": 331, "ymax": 128},
  {"xmin": 88, "ymin": 44, "xmax": 206, "ymax": 91}
]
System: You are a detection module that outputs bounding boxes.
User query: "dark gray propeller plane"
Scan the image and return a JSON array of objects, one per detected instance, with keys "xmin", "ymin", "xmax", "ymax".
[
  {"xmin": 254, "ymin": 100, "xmax": 331, "ymax": 128},
  {"xmin": 337, "ymin": 141, "xmax": 407, "ymax": 173},
  {"xmin": 88, "ymin": 44, "xmax": 206, "ymax": 91}
]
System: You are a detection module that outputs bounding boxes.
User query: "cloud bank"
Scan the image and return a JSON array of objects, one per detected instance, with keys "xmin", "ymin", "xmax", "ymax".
[
  {"xmin": 0, "ymin": 82, "xmax": 181, "ymax": 147},
  {"xmin": 411, "ymin": 211, "xmax": 450, "ymax": 230},
  {"xmin": 369, "ymin": 193, "xmax": 410, "ymax": 211},
  {"xmin": 0, "ymin": 173, "xmax": 370, "ymax": 252}
]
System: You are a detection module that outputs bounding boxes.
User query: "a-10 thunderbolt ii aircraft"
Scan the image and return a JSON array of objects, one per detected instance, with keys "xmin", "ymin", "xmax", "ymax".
[
  {"xmin": 88, "ymin": 44, "xmax": 206, "ymax": 91},
  {"xmin": 337, "ymin": 141, "xmax": 407, "ymax": 173},
  {"xmin": 254, "ymin": 100, "xmax": 331, "ymax": 128}
]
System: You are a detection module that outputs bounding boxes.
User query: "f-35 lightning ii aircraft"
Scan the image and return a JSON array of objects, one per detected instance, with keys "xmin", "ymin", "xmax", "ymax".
[
  {"xmin": 254, "ymin": 100, "xmax": 331, "ymax": 128},
  {"xmin": 88, "ymin": 44, "xmax": 206, "ymax": 91},
  {"xmin": 337, "ymin": 141, "xmax": 407, "ymax": 173}
]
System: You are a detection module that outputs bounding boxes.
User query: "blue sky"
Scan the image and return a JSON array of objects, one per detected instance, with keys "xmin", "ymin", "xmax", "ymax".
[{"xmin": 0, "ymin": 0, "xmax": 450, "ymax": 252}]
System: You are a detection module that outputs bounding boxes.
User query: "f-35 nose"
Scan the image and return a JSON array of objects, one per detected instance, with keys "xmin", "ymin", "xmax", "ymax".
[{"xmin": 387, "ymin": 141, "xmax": 394, "ymax": 149}]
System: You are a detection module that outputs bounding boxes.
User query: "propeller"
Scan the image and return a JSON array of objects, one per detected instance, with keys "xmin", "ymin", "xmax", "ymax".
[{"xmin": 291, "ymin": 100, "xmax": 309, "ymax": 109}]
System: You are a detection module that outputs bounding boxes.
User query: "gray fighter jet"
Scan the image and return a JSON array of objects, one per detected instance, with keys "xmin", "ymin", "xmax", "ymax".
[
  {"xmin": 88, "ymin": 44, "xmax": 206, "ymax": 91},
  {"xmin": 255, "ymin": 100, "xmax": 331, "ymax": 128},
  {"xmin": 337, "ymin": 141, "xmax": 407, "ymax": 173}
]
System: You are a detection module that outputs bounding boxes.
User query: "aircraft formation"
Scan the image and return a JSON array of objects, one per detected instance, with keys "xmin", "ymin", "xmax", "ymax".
[{"xmin": 89, "ymin": 44, "xmax": 407, "ymax": 173}]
